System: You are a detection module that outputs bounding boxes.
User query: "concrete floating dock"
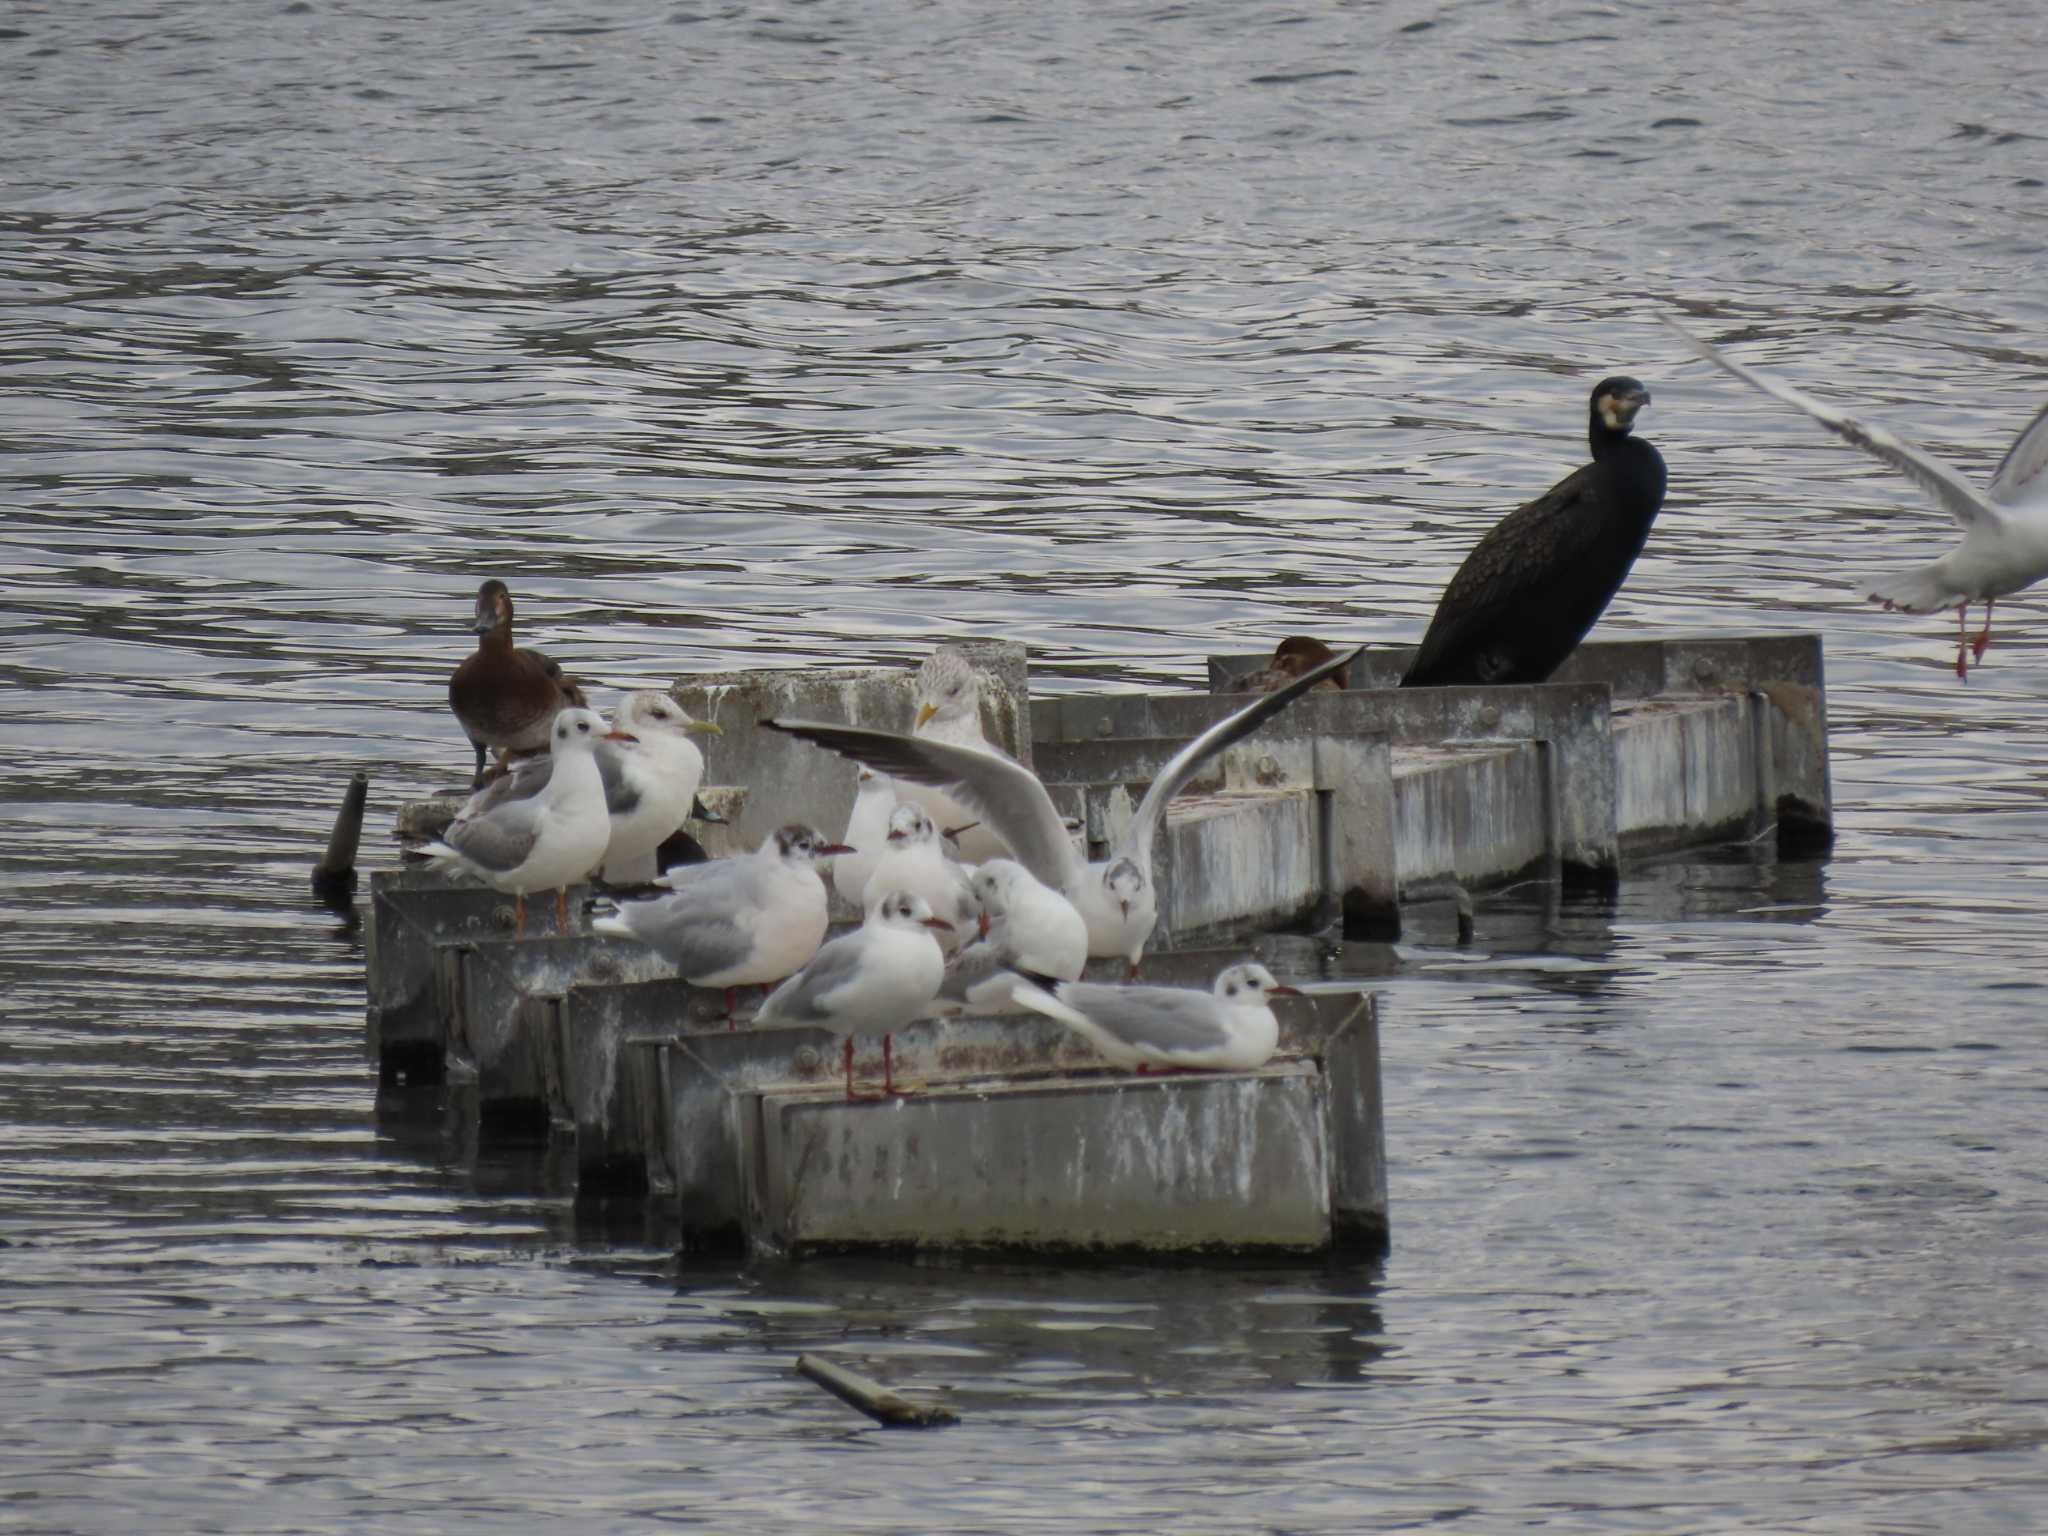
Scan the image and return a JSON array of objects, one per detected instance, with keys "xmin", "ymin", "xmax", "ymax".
[{"xmin": 367, "ymin": 630, "xmax": 1832, "ymax": 1259}]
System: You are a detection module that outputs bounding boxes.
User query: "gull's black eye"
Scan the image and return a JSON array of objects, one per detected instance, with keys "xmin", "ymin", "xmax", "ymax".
[{"xmin": 577, "ymin": 720, "xmax": 590, "ymax": 733}]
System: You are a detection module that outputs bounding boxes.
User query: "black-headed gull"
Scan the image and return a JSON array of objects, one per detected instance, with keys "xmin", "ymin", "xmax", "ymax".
[
  {"xmin": 420, "ymin": 705, "xmax": 615, "ymax": 936},
  {"xmin": 765, "ymin": 640, "xmax": 1362, "ymax": 977},
  {"xmin": 932, "ymin": 858, "xmax": 1088, "ymax": 1016},
  {"xmin": 752, "ymin": 888, "xmax": 954, "ymax": 1097},
  {"xmin": 1401, "ymin": 377, "xmax": 1666, "ymax": 688},
  {"xmin": 1662, "ymin": 314, "xmax": 2048, "ymax": 679},
  {"xmin": 463, "ymin": 690, "xmax": 722, "ymax": 886},
  {"xmin": 588, "ymin": 823, "xmax": 852, "ymax": 1021},
  {"xmin": 831, "ymin": 767, "xmax": 897, "ymax": 905},
  {"xmin": 859, "ymin": 804, "xmax": 978, "ymax": 955},
  {"xmin": 1009, "ymin": 961, "xmax": 1299, "ymax": 1073}
]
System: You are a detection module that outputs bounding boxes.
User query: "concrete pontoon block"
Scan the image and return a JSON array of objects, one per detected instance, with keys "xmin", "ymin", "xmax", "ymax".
[
  {"xmin": 366, "ymin": 868, "xmax": 517, "ymax": 1084},
  {"xmin": 672, "ymin": 641, "xmax": 1030, "ymax": 856},
  {"xmin": 444, "ymin": 933, "xmax": 678, "ymax": 1135},
  {"xmin": 1612, "ymin": 695, "xmax": 1764, "ymax": 854},
  {"xmin": 747, "ymin": 1063, "xmax": 1335, "ymax": 1257},
  {"xmin": 551, "ymin": 976, "xmax": 716, "ymax": 1195},
  {"xmin": 1391, "ymin": 741, "xmax": 1551, "ymax": 890},
  {"xmin": 1151, "ymin": 790, "xmax": 1322, "ymax": 946}
]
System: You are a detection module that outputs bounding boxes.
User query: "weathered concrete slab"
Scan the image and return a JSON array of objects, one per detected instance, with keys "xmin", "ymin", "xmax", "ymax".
[
  {"xmin": 442, "ymin": 933, "xmax": 679, "ymax": 1137},
  {"xmin": 366, "ymin": 866, "xmax": 523, "ymax": 1085},
  {"xmin": 1612, "ymin": 695, "xmax": 1764, "ymax": 854},
  {"xmin": 1391, "ymin": 740, "xmax": 1552, "ymax": 892},
  {"xmin": 548, "ymin": 976, "xmax": 718, "ymax": 1195},
  {"xmin": 1206, "ymin": 631, "xmax": 1829, "ymax": 864},
  {"xmin": 750, "ymin": 1064, "xmax": 1334, "ymax": 1257},
  {"xmin": 657, "ymin": 987, "xmax": 1381, "ymax": 1259},
  {"xmin": 671, "ymin": 641, "xmax": 1030, "ymax": 857}
]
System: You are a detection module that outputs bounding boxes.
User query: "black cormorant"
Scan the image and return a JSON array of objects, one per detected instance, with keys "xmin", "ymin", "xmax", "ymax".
[{"xmin": 1400, "ymin": 376, "xmax": 1666, "ymax": 688}]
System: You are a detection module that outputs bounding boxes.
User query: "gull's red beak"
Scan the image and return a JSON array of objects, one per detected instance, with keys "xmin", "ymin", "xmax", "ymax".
[
  {"xmin": 1268, "ymin": 984, "xmax": 1303, "ymax": 996},
  {"xmin": 603, "ymin": 731, "xmax": 639, "ymax": 743},
  {"xmin": 886, "ymin": 829, "xmax": 906, "ymax": 842},
  {"xmin": 816, "ymin": 843, "xmax": 857, "ymax": 856},
  {"xmin": 977, "ymin": 910, "xmax": 990, "ymax": 940},
  {"xmin": 923, "ymin": 916, "xmax": 956, "ymax": 932}
]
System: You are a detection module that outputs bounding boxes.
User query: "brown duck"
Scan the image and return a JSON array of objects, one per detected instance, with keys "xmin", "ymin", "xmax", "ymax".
[
  {"xmin": 1234, "ymin": 635, "xmax": 1351, "ymax": 693},
  {"xmin": 447, "ymin": 580, "xmax": 587, "ymax": 787}
]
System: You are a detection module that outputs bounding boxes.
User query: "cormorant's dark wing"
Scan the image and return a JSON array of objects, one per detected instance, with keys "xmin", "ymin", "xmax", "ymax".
[{"xmin": 1402, "ymin": 453, "xmax": 1662, "ymax": 688}]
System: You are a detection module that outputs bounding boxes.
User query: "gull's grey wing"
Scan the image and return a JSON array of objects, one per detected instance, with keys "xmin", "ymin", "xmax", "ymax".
[
  {"xmin": 756, "ymin": 931, "xmax": 873, "ymax": 1024},
  {"xmin": 1989, "ymin": 401, "xmax": 2048, "ymax": 506},
  {"xmin": 763, "ymin": 720, "xmax": 1080, "ymax": 891},
  {"xmin": 593, "ymin": 741, "xmax": 642, "ymax": 817},
  {"xmin": 937, "ymin": 937, "xmax": 1011, "ymax": 1005},
  {"xmin": 1122, "ymin": 641, "xmax": 1364, "ymax": 868},
  {"xmin": 443, "ymin": 798, "xmax": 543, "ymax": 873},
  {"xmin": 605, "ymin": 876, "xmax": 758, "ymax": 977},
  {"xmin": 1660, "ymin": 315, "xmax": 2000, "ymax": 532},
  {"xmin": 1049, "ymin": 981, "xmax": 1230, "ymax": 1056},
  {"xmin": 464, "ymin": 753, "xmax": 553, "ymax": 817}
]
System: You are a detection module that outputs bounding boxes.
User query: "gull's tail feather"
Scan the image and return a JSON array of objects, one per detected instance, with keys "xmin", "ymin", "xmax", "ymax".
[{"xmin": 1856, "ymin": 564, "xmax": 1956, "ymax": 615}]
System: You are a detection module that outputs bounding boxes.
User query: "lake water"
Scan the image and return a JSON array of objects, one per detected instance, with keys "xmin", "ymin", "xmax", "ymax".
[{"xmin": 5, "ymin": 2, "xmax": 2048, "ymax": 1530}]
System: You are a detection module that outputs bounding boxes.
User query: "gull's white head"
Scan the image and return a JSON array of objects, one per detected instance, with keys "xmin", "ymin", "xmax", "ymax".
[
  {"xmin": 550, "ymin": 707, "xmax": 616, "ymax": 755},
  {"xmin": 884, "ymin": 804, "xmax": 938, "ymax": 848},
  {"xmin": 1213, "ymin": 962, "xmax": 1300, "ymax": 1006},
  {"xmin": 610, "ymin": 690, "xmax": 723, "ymax": 743},
  {"xmin": 971, "ymin": 858, "xmax": 1027, "ymax": 919},
  {"xmin": 913, "ymin": 645, "xmax": 981, "ymax": 733},
  {"xmin": 766, "ymin": 823, "xmax": 856, "ymax": 863},
  {"xmin": 867, "ymin": 888, "xmax": 956, "ymax": 935},
  {"xmin": 1101, "ymin": 856, "xmax": 1146, "ymax": 920}
]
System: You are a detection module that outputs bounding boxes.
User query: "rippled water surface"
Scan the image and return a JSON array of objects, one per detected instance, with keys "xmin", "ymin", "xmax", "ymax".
[{"xmin": 6, "ymin": 2, "xmax": 2048, "ymax": 1530}]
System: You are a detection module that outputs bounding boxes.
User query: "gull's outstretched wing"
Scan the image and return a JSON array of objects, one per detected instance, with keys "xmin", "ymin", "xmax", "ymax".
[
  {"xmin": 1661, "ymin": 314, "xmax": 2000, "ymax": 532},
  {"xmin": 1123, "ymin": 641, "xmax": 1364, "ymax": 869},
  {"xmin": 763, "ymin": 721, "xmax": 1081, "ymax": 892}
]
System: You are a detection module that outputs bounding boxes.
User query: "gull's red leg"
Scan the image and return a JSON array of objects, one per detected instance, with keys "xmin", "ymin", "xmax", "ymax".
[
  {"xmin": 882, "ymin": 1034, "xmax": 895, "ymax": 1096},
  {"xmin": 1974, "ymin": 599, "xmax": 1994, "ymax": 661},
  {"xmin": 513, "ymin": 893, "xmax": 527, "ymax": 939},
  {"xmin": 725, "ymin": 987, "xmax": 738, "ymax": 1031},
  {"xmin": 1956, "ymin": 604, "xmax": 1971, "ymax": 680},
  {"xmin": 555, "ymin": 887, "xmax": 569, "ymax": 933},
  {"xmin": 843, "ymin": 1036, "xmax": 856, "ymax": 1101}
]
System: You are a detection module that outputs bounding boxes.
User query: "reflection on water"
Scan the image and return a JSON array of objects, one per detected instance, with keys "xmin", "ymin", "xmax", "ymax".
[{"xmin": 7, "ymin": 0, "xmax": 2048, "ymax": 1529}]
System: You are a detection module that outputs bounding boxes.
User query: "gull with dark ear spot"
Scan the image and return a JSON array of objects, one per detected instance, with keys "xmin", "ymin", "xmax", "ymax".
[
  {"xmin": 931, "ymin": 858, "xmax": 1088, "ymax": 1016},
  {"xmin": 588, "ymin": 823, "xmax": 852, "ymax": 1024},
  {"xmin": 753, "ymin": 888, "xmax": 955, "ymax": 1098},
  {"xmin": 1007, "ymin": 961, "xmax": 1299, "ymax": 1073},
  {"xmin": 1662, "ymin": 313, "xmax": 2048, "ymax": 680},
  {"xmin": 1401, "ymin": 375, "xmax": 1667, "ymax": 688},
  {"xmin": 764, "ymin": 641, "xmax": 1362, "ymax": 978},
  {"xmin": 858, "ymin": 804, "xmax": 978, "ymax": 955},
  {"xmin": 463, "ymin": 690, "xmax": 723, "ymax": 886},
  {"xmin": 447, "ymin": 580, "xmax": 588, "ymax": 788},
  {"xmin": 418, "ymin": 706, "xmax": 617, "ymax": 937}
]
